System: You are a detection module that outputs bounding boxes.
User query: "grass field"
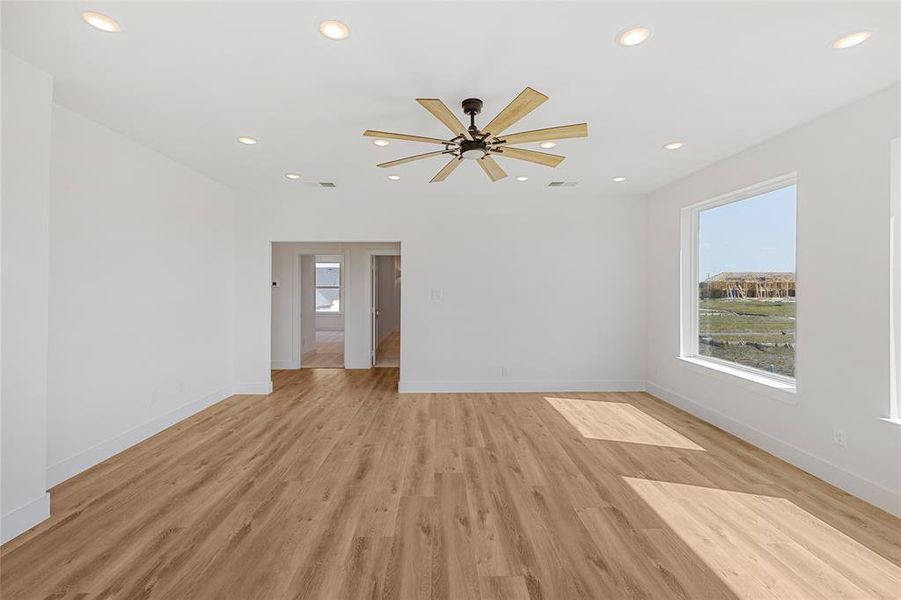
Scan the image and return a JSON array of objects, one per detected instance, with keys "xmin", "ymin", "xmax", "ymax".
[{"xmin": 698, "ymin": 298, "xmax": 795, "ymax": 377}]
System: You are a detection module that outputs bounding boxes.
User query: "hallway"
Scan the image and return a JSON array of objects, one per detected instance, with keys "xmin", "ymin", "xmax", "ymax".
[{"xmin": 302, "ymin": 331, "xmax": 344, "ymax": 368}]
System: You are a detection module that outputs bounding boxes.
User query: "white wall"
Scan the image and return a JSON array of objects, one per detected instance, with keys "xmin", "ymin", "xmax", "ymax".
[
  {"xmin": 646, "ymin": 84, "xmax": 901, "ymax": 516},
  {"xmin": 240, "ymin": 191, "xmax": 647, "ymax": 392},
  {"xmin": 270, "ymin": 242, "xmax": 399, "ymax": 370},
  {"xmin": 1, "ymin": 52, "xmax": 53, "ymax": 542},
  {"xmin": 300, "ymin": 255, "xmax": 316, "ymax": 357},
  {"xmin": 45, "ymin": 104, "xmax": 236, "ymax": 486},
  {"xmin": 376, "ymin": 255, "xmax": 401, "ymax": 342},
  {"xmin": 315, "ymin": 314, "xmax": 344, "ymax": 332}
]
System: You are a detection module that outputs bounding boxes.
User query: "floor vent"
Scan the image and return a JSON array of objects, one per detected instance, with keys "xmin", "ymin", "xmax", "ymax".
[{"xmin": 548, "ymin": 181, "xmax": 579, "ymax": 187}]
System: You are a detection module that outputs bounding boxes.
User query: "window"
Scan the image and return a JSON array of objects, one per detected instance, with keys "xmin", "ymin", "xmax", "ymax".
[
  {"xmin": 685, "ymin": 177, "xmax": 797, "ymax": 380},
  {"xmin": 315, "ymin": 257, "xmax": 342, "ymax": 313}
]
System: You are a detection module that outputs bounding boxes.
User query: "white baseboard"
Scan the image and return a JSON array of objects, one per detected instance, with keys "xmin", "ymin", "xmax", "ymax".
[
  {"xmin": 271, "ymin": 360, "xmax": 299, "ymax": 370},
  {"xmin": 345, "ymin": 360, "xmax": 372, "ymax": 370},
  {"xmin": 646, "ymin": 381, "xmax": 901, "ymax": 517},
  {"xmin": 46, "ymin": 386, "xmax": 233, "ymax": 488},
  {"xmin": 1, "ymin": 493, "xmax": 50, "ymax": 544},
  {"xmin": 398, "ymin": 379, "xmax": 646, "ymax": 393},
  {"xmin": 233, "ymin": 381, "xmax": 273, "ymax": 394}
]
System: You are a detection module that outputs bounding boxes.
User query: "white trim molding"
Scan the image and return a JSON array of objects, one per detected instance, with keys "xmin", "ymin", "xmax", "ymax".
[
  {"xmin": 647, "ymin": 381, "xmax": 901, "ymax": 517},
  {"xmin": 399, "ymin": 379, "xmax": 646, "ymax": 394},
  {"xmin": 46, "ymin": 386, "xmax": 233, "ymax": 487},
  {"xmin": 0, "ymin": 493, "xmax": 51, "ymax": 544},
  {"xmin": 271, "ymin": 360, "xmax": 299, "ymax": 370},
  {"xmin": 677, "ymin": 356, "xmax": 797, "ymax": 404},
  {"xmin": 233, "ymin": 381, "xmax": 273, "ymax": 395}
]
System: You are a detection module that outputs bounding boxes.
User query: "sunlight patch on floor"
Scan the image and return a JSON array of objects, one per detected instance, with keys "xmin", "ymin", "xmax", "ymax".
[
  {"xmin": 545, "ymin": 397, "xmax": 705, "ymax": 450},
  {"xmin": 624, "ymin": 477, "xmax": 901, "ymax": 599}
]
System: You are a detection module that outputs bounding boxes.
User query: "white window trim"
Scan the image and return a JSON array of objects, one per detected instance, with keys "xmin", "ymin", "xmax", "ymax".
[
  {"xmin": 679, "ymin": 173, "xmax": 799, "ymax": 397},
  {"xmin": 314, "ymin": 254, "xmax": 344, "ymax": 315},
  {"xmin": 892, "ymin": 138, "xmax": 901, "ymax": 419}
]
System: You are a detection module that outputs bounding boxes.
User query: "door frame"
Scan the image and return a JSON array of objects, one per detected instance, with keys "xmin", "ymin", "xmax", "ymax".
[
  {"xmin": 368, "ymin": 249, "xmax": 401, "ymax": 369},
  {"xmin": 371, "ymin": 256, "xmax": 379, "ymax": 366}
]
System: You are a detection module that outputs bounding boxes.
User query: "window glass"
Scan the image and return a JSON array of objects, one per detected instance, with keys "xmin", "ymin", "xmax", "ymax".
[
  {"xmin": 315, "ymin": 261, "xmax": 341, "ymax": 313},
  {"xmin": 697, "ymin": 184, "xmax": 797, "ymax": 377}
]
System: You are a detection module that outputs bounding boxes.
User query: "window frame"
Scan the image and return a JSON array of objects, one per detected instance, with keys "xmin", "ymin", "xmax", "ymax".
[
  {"xmin": 680, "ymin": 173, "xmax": 799, "ymax": 388},
  {"xmin": 314, "ymin": 255, "xmax": 344, "ymax": 315}
]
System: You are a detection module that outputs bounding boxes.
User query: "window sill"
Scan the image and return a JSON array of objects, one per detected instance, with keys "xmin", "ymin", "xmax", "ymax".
[
  {"xmin": 879, "ymin": 417, "xmax": 901, "ymax": 427},
  {"xmin": 677, "ymin": 356, "xmax": 798, "ymax": 405}
]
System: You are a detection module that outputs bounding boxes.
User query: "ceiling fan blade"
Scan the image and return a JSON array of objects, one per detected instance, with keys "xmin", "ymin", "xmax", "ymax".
[
  {"xmin": 478, "ymin": 155, "xmax": 507, "ymax": 182},
  {"xmin": 496, "ymin": 123, "xmax": 588, "ymax": 145},
  {"xmin": 363, "ymin": 130, "xmax": 452, "ymax": 145},
  {"xmin": 430, "ymin": 156, "xmax": 463, "ymax": 183},
  {"xmin": 492, "ymin": 147, "xmax": 565, "ymax": 168},
  {"xmin": 480, "ymin": 87, "xmax": 548, "ymax": 138},
  {"xmin": 416, "ymin": 99, "xmax": 472, "ymax": 140},
  {"xmin": 377, "ymin": 150, "xmax": 449, "ymax": 169}
]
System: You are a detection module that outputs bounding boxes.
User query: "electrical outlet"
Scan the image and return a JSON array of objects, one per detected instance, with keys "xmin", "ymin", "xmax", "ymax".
[
  {"xmin": 178, "ymin": 380, "xmax": 186, "ymax": 393},
  {"xmin": 500, "ymin": 366, "xmax": 509, "ymax": 377},
  {"xmin": 430, "ymin": 289, "xmax": 442, "ymax": 301},
  {"xmin": 833, "ymin": 428, "xmax": 846, "ymax": 447}
]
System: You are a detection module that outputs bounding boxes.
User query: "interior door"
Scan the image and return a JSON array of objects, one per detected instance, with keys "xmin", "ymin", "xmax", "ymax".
[{"xmin": 371, "ymin": 256, "xmax": 379, "ymax": 366}]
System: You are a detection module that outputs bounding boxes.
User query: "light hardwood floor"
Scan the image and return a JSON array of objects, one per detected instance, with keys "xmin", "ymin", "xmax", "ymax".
[
  {"xmin": 375, "ymin": 330, "xmax": 400, "ymax": 367},
  {"xmin": 2, "ymin": 368, "xmax": 899, "ymax": 599},
  {"xmin": 301, "ymin": 330, "xmax": 344, "ymax": 368}
]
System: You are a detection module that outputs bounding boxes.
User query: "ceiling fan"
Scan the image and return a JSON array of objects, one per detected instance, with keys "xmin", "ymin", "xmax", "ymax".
[{"xmin": 363, "ymin": 87, "xmax": 588, "ymax": 182}]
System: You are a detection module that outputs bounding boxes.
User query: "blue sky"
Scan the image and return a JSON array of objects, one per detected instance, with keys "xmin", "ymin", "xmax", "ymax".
[{"xmin": 698, "ymin": 185, "xmax": 796, "ymax": 279}]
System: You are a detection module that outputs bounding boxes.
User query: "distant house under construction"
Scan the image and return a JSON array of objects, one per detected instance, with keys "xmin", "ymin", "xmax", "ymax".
[{"xmin": 700, "ymin": 272, "xmax": 795, "ymax": 299}]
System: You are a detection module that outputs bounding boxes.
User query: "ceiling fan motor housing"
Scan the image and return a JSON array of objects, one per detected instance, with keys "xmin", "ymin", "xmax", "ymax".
[{"xmin": 460, "ymin": 139, "xmax": 488, "ymax": 159}]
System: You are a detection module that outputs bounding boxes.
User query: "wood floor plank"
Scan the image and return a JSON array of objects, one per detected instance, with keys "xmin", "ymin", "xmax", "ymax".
[
  {"xmin": 2, "ymin": 368, "xmax": 898, "ymax": 600},
  {"xmin": 477, "ymin": 575, "xmax": 531, "ymax": 600},
  {"xmin": 434, "ymin": 472, "xmax": 481, "ymax": 600}
]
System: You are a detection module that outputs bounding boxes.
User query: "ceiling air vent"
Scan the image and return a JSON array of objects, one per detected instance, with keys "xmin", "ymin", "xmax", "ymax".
[
  {"xmin": 548, "ymin": 181, "xmax": 579, "ymax": 187},
  {"xmin": 303, "ymin": 182, "xmax": 337, "ymax": 188},
  {"xmin": 319, "ymin": 182, "xmax": 337, "ymax": 188}
]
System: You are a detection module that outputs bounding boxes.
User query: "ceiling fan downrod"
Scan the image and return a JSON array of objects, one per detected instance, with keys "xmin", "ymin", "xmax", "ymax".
[{"xmin": 460, "ymin": 98, "xmax": 489, "ymax": 159}]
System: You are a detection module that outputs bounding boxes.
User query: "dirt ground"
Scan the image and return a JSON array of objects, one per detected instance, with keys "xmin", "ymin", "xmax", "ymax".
[{"xmin": 698, "ymin": 298, "xmax": 795, "ymax": 377}]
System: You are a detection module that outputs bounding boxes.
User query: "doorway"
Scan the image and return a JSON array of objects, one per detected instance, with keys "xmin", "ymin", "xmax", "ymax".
[
  {"xmin": 302, "ymin": 255, "xmax": 345, "ymax": 368},
  {"xmin": 372, "ymin": 255, "xmax": 401, "ymax": 367},
  {"xmin": 270, "ymin": 242, "xmax": 400, "ymax": 373}
]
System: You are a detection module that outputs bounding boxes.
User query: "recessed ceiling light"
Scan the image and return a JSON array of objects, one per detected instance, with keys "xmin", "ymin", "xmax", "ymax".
[
  {"xmin": 81, "ymin": 11, "xmax": 121, "ymax": 33},
  {"xmin": 664, "ymin": 142, "xmax": 684, "ymax": 150},
  {"xmin": 539, "ymin": 141, "xmax": 557, "ymax": 149},
  {"xmin": 387, "ymin": 174, "xmax": 401, "ymax": 181},
  {"xmin": 612, "ymin": 176, "xmax": 626, "ymax": 183},
  {"xmin": 516, "ymin": 176, "xmax": 529, "ymax": 182},
  {"xmin": 237, "ymin": 136, "xmax": 258, "ymax": 145},
  {"xmin": 618, "ymin": 27, "xmax": 651, "ymax": 47},
  {"xmin": 833, "ymin": 31, "xmax": 873, "ymax": 50},
  {"xmin": 286, "ymin": 173, "xmax": 301, "ymax": 180},
  {"xmin": 320, "ymin": 20, "xmax": 350, "ymax": 40},
  {"xmin": 372, "ymin": 139, "xmax": 390, "ymax": 147}
]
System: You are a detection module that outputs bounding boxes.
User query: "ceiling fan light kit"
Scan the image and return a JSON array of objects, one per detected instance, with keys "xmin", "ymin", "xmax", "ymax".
[{"xmin": 363, "ymin": 87, "xmax": 588, "ymax": 182}]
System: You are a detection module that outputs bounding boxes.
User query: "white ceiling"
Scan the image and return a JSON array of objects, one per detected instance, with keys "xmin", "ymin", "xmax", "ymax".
[{"xmin": 3, "ymin": 1, "xmax": 898, "ymax": 195}]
